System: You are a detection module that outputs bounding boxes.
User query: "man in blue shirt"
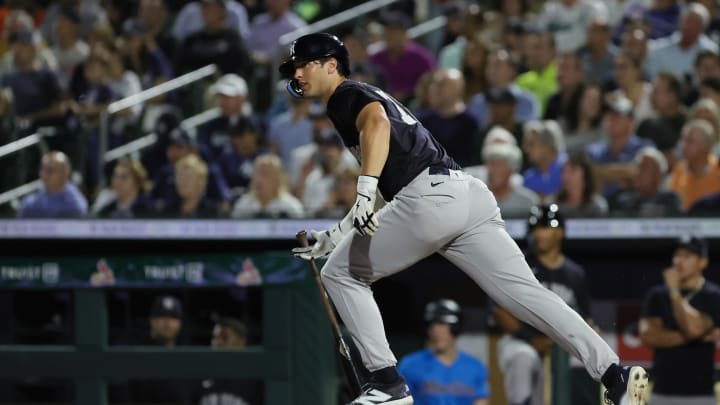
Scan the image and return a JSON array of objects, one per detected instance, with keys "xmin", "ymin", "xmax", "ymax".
[
  {"xmin": 586, "ymin": 96, "xmax": 653, "ymax": 197},
  {"xmin": 18, "ymin": 151, "xmax": 88, "ymax": 218},
  {"xmin": 399, "ymin": 299, "xmax": 489, "ymax": 405}
]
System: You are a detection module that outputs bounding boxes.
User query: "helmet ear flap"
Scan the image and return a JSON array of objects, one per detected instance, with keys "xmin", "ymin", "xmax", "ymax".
[{"xmin": 286, "ymin": 79, "xmax": 304, "ymax": 98}]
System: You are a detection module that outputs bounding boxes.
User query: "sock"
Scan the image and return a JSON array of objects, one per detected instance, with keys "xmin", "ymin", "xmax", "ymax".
[
  {"xmin": 601, "ymin": 363, "xmax": 620, "ymax": 390},
  {"xmin": 370, "ymin": 366, "xmax": 400, "ymax": 384}
]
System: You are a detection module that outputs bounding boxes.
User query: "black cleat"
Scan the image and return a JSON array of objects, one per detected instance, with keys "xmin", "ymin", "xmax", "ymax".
[{"xmin": 348, "ymin": 378, "xmax": 413, "ymax": 405}]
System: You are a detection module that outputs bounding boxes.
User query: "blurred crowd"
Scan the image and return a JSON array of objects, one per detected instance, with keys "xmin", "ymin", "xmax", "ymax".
[{"xmin": 2, "ymin": 0, "xmax": 720, "ymax": 219}]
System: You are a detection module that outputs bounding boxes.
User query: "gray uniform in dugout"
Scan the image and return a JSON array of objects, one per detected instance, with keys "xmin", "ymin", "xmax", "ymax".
[{"xmin": 285, "ymin": 32, "xmax": 644, "ymax": 405}]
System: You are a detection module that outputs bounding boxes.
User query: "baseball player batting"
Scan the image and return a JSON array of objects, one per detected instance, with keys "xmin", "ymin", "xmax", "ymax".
[{"xmin": 284, "ymin": 32, "xmax": 648, "ymax": 405}]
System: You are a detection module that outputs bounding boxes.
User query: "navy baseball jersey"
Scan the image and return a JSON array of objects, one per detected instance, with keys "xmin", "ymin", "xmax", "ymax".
[{"xmin": 326, "ymin": 80, "xmax": 459, "ymax": 200}]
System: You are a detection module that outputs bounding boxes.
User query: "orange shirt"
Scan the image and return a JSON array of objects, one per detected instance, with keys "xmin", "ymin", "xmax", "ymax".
[{"xmin": 668, "ymin": 155, "xmax": 720, "ymax": 211}]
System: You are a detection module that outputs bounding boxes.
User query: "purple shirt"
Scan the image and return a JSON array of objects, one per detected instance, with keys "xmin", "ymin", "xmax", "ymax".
[
  {"xmin": 369, "ymin": 41, "xmax": 436, "ymax": 97},
  {"xmin": 246, "ymin": 11, "xmax": 306, "ymax": 60},
  {"xmin": 18, "ymin": 183, "xmax": 88, "ymax": 218}
]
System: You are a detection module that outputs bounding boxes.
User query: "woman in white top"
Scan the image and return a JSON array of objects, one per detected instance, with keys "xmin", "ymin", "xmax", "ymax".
[
  {"xmin": 232, "ymin": 154, "xmax": 304, "ymax": 219},
  {"xmin": 612, "ymin": 52, "xmax": 655, "ymax": 123}
]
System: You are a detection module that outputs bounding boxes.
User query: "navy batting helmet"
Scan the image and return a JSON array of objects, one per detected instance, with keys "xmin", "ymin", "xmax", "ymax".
[
  {"xmin": 278, "ymin": 33, "xmax": 350, "ymax": 98},
  {"xmin": 527, "ymin": 204, "xmax": 565, "ymax": 231},
  {"xmin": 424, "ymin": 299, "xmax": 462, "ymax": 336}
]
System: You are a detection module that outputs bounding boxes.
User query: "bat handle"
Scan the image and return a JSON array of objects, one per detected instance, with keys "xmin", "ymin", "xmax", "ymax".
[{"xmin": 296, "ymin": 230, "xmax": 309, "ymax": 247}]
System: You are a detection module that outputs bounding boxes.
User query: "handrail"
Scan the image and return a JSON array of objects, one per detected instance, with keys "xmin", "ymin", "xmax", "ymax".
[
  {"xmin": 0, "ymin": 179, "xmax": 42, "ymax": 206},
  {"xmin": 99, "ymin": 64, "xmax": 219, "ymax": 189},
  {"xmin": 103, "ymin": 107, "xmax": 221, "ymax": 163},
  {"xmin": 0, "ymin": 133, "xmax": 41, "ymax": 160}
]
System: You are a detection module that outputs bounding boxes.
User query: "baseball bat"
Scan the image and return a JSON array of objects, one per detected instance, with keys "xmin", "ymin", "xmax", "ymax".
[{"xmin": 296, "ymin": 230, "xmax": 363, "ymax": 396}]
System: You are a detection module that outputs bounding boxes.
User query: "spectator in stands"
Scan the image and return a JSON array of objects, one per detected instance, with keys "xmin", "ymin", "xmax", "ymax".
[
  {"xmin": 219, "ymin": 116, "xmax": 266, "ymax": 196},
  {"xmin": 554, "ymin": 152, "xmax": 608, "ymax": 217},
  {"xmin": 668, "ymin": 119, "xmax": 720, "ymax": 211},
  {"xmin": 611, "ymin": 52, "xmax": 655, "ymax": 124},
  {"xmin": 172, "ymin": 0, "xmax": 250, "ymax": 43},
  {"xmin": 287, "ymin": 105, "xmax": 357, "ymax": 187},
  {"xmin": 399, "ymin": 299, "xmax": 490, "ymax": 405},
  {"xmin": 639, "ymin": 236, "xmax": 720, "ymax": 405},
  {"xmin": 515, "ymin": 30, "xmax": 557, "ymax": 114},
  {"xmin": 245, "ymin": 0, "xmax": 306, "ymax": 64},
  {"xmin": 92, "ymin": 157, "xmax": 154, "ymax": 218},
  {"xmin": 293, "ymin": 129, "xmax": 346, "ymax": 217},
  {"xmin": 40, "ymin": 0, "xmax": 108, "ymax": 46},
  {"xmin": 535, "ymin": 0, "xmax": 607, "ymax": 53},
  {"xmin": 118, "ymin": 18, "xmax": 173, "ymax": 90},
  {"xmin": 174, "ymin": 0, "xmax": 251, "ymax": 75},
  {"xmin": 50, "ymin": 7, "xmax": 89, "ymax": 90},
  {"xmin": 467, "ymin": 48, "xmax": 539, "ymax": 132},
  {"xmin": 637, "ymin": 72, "xmax": 687, "ymax": 169},
  {"xmin": 316, "ymin": 167, "xmax": 360, "ymax": 218},
  {"xmin": 195, "ymin": 317, "xmax": 261, "ymax": 404},
  {"xmin": 522, "ymin": 120, "xmax": 567, "ymax": 200},
  {"xmin": 151, "ymin": 127, "xmax": 231, "ymax": 212},
  {"xmin": 587, "ymin": 96, "xmax": 653, "ymax": 197},
  {"xmin": 417, "ymin": 68, "xmax": 480, "ymax": 167},
  {"xmin": 465, "ymin": 126, "xmax": 524, "ymax": 189},
  {"xmin": 565, "ymin": 82, "xmax": 606, "ymax": 154},
  {"xmin": 646, "ymin": 3, "xmax": 719, "ymax": 80},
  {"xmin": 162, "ymin": 154, "xmax": 221, "ymax": 218},
  {"xmin": 688, "ymin": 97, "xmax": 720, "ymax": 157},
  {"xmin": 459, "ymin": 35, "xmax": 488, "ymax": 101},
  {"xmin": 578, "ymin": 15, "xmax": 616, "ymax": 87},
  {"xmin": 485, "ymin": 142, "xmax": 539, "ymax": 218},
  {"xmin": 437, "ymin": 2, "xmax": 484, "ymax": 71},
  {"xmin": 231, "ymin": 154, "xmax": 304, "ymax": 218},
  {"xmin": 608, "ymin": 146, "xmax": 682, "ymax": 217},
  {"xmin": 0, "ymin": 11, "xmax": 58, "ymax": 77},
  {"xmin": 138, "ymin": 0, "xmax": 176, "ymax": 61},
  {"xmin": 369, "ymin": 11, "xmax": 437, "ymax": 103},
  {"xmin": 685, "ymin": 50, "xmax": 720, "ymax": 105},
  {"xmin": 0, "ymin": 28, "xmax": 68, "ymax": 129},
  {"xmin": 76, "ymin": 51, "xmax": 115, "ymax": 129},
  {"xmin": 267, "ymin": 95, "xmax": 313, "ymax": 168},
  {"xmin": 198, "ymin": 73, "xmax": 254, "ymax": 161},
  {"xmin": 18, "ymin": 151, "xmax": 88, "ymax": 218},
  {"xmin": 340, "ymin": 28, "xmax": 386, "ymax": 88},
  {"xmin": 544, "ymin": 53, "xmax": 585, "ymax": 133},
  {"xmin": 106, "ymin": 43, "xmax": 143, "ymax": 122},
  {"xmin": 619, "ymin": 26, "xmax": 649, "ymax": 64},
  {"xmin": 482, "ymin": 87, "xmax": 524, "ymax": 149}
]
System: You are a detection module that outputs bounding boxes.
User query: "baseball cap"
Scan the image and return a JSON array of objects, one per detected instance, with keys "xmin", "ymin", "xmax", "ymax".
[
  {"xmin": 151, "ymin": 295, "xmax": 183, "ymax": 319},
  {"xmin": 167, "ymin": 127, "xmax": 196, "ymax": 147},
  {"xmin": 213, "ymin": 74, "xmax": 248, "ymax": 97},
  {"xmin": 606, "ymin": 95, "xmax": 634, "ymax": 118},
  {"xmin": 676, "ymin": 235, "xmax": 709, "ymax": 257},
  {"xmin": 486, "ymin": 87, "xmax": 517, "ymax": 104}
]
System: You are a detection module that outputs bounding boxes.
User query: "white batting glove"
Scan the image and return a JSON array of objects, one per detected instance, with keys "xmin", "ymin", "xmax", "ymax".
[
  {"xmin": 292, "ymin": 215, "xmax": 352, "ymax": 260},
  {"xmin": 352, "ymin": 175, "xmax": 379, "ymax": 236}
]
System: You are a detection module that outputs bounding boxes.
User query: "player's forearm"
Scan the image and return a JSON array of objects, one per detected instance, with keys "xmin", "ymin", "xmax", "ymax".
[
  {"xmin": 639, "ymin": 326, "xmax": 686, "ymax": 348},
  {"xmin": 671, "ymin": 298, "xmax": 711, "ymax": 339},
  {"xmin": 358, "ymin": 118, "xmax": 390, "ymax": 177}
]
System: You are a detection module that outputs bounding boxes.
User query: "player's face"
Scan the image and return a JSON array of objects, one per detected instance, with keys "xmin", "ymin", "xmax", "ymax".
[
  {"xmin": 293, "ymin": 59, "xmax": 326, "ymax": 97},
  {"xmin": 531, "ymin": 226, "xmax": 563, "ymax": 253},
  {"xmin": 427, "ymin": 322, "xmax": 455, "ymax": 353},
  {"xmin": 150, "ymin": 316, "xmax": 181, "ymax": 344},
  {"xmin": 211, "ymin": 325, "xmax": 247, "ymax": 348},
  {"xmin": 672, "ymin": 248, "xmax": 708, "ymax": 280}
]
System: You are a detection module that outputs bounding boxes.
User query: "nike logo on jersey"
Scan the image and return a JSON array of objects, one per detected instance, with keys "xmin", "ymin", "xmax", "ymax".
[
  {"xmin": 353, "ymin": 388, "xmax": 392, "ymax": 404},
  {"xmin": 430, "ymin": 182, "xmax": 444, "ymax": 187}
]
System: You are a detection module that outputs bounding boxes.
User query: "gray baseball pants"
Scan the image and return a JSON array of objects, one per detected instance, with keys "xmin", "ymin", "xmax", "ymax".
[{"xmin": 321, "ymin": 168, "xmax": 619, "ymax": 380}]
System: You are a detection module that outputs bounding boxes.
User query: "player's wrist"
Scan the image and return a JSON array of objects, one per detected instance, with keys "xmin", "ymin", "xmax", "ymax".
[
  {"xmin": 357, "ymin": 175, "xmax": 378, "ymax": 195},
  {"xmin": 669, "ymin": 289, "xmax": 682, "ymax": 301}
]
